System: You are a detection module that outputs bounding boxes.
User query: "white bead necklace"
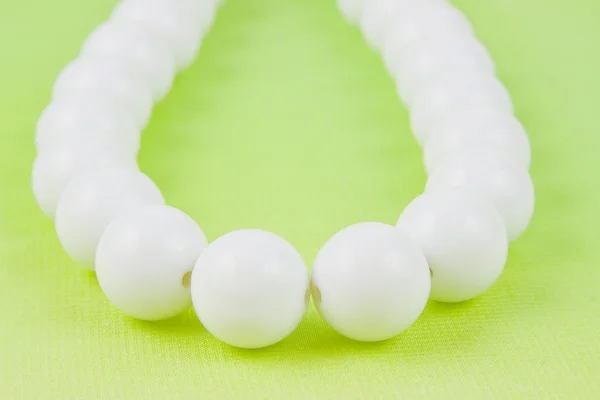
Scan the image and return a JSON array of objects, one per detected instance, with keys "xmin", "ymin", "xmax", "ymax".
[{"xmin": 32, "ymin": 0, "xmax": 534, "ymax": 349}]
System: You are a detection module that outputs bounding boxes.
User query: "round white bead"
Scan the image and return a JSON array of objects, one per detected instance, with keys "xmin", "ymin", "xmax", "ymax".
[
  {"xmin": 191, "ymin": 230, "xmax": 309, "ymax": 349},
  {"xmin": 35, "ymin": 95, "xmax": 140, "ymax": 154},
  {"xmin": 55, "ymin": 167, "xmax": 164, "ymax": 268},
  {"xmin": 397, "ymin": 190, "xmax": 508, "ymax": 302},
  {"xmin": 311, "ymin": 222, "xmax": 430, "ymax": 342},
  {"xmin": 410, "ymin": 72, "xmax": 514, "ymax": 146},
  {"xmin": 53, "ymin": 57, "xmax": 153, "ymax": 129},
  {"xmin": 396, "ymin": 35, "xmax": 495, "ymax": 106},
  {"xmin": 82, "ymin": 21, "xmax": 176, "ymax": 102},
  {"xmin": 32, "ymin": 135, "xmax": 136, "ymax": 219},
  {"xmin": 337, "ymin": 0, "xmax": 368, "ymax": 24},
  {"xmin": 96, "ymin": 205, "xmax": 208, "ymax": 320},
  {"xmin": 424, "ymin": 108, "xmax": 531, "ymax": 173},
  {"xmin": 112, "ymin": 0, "xmax": 205, "ymax": 71},
  {"xmin": 171, "ymin": 0, "xmax": 217, "ymax": 31},
  {"xmin": 361, "ymin": 0, "xmax": 445, "ymax": 51},
  {"xmin": 426, "ymin": 150, "xmax": 535, "ymax": 241},
  {"xmin": 382, "ymin": 4, "xmax": 473, "ymax": 75}
]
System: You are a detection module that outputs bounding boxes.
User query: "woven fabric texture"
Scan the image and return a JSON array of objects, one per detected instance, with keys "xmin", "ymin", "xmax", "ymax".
[{"xmin": 1, "ymin": 0, "xmax": 599, "ymax": 398}]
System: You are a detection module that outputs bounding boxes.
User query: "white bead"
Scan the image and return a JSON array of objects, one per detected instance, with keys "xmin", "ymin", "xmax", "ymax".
[
  {"xmin": 397, "ymin": 190, "xmax": 508, "ymax": 302},
  {"xmin": 382, "ymin": 4, "xmax": 473, "ymax": 75},
  {"xmin": 424, "ymin": 108, "xmax": 531, "ymax": 173},
  {"xmin": 311, "ymin": 222, "xmax": 430, "ymax": 342},
  {"xmin": 191, "ymin": 230, "xmax": 309, "ymax": 349},
  {"xmin": 53, "ymin": 57, "xmax": 153, "ymax": 129},
  {"xmin": 35, "ymin": 95, "xmax": 140, "ymax": 154},
  {"xmin": 82, "ymin": 21, "xmax": 176, "ymax": 102},
  {"xmin": 32, "ymin": 135, "xmax": 136, "ymax": 219},
  {"xmin": 55, "ymin": 167, "xmax": 164, "ymax": 268},
  {"xmin": 361, "ymin": 0, "xmax": 445, "ymax": 51},
  {"xmin": 96, "ymin": 205, "xmax": 208, "ymax": 320},
  {"xmin": 426, "ymin": 150, "xmax": 535, "ymax": 241},
  {"xmin": 396, "ymin": 35, "xmax": 495, "ymax": 106},
  {"xmin": 171, "ymin": 0, "xmax": 217, "ymax": 31},
  {"xmin": 410, "ymin": 72, "xmax": 513, "ymax": 146},
  {"xmin": 112, "ymin": 0, "xmax": 205, "ymax": 71},
  {"xmin": 337, "ymin": 0, "xmax": 368, "ymax": 24}
]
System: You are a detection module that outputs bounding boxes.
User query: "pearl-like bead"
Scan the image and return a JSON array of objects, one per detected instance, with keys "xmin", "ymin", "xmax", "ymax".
[
  {"xmin": 426, "ymin": 150, "xmax": 535, "ymax": 242},
  {"xmin": 311, "ymin": 222, "xmax": 430, "ymax": 342},
  {"xmin": 337, "ymin": 0, "xmax": 368, "ymax": 24},
  {"xmin": 396, "ymin": 34, "xmax": 495, "ymax": 106},
  {"xmin": 397, "ymin": 190, "xmax": 508, "ymax": 302},
  {"xmin": 170, "ymin": 0, "xmax": 217, "ymax": 32},
  {"xmin": 35, "ymin": 95, "xmax": 140, "ymax": 154},
  {"xmin": 410, "ymin": 71, "xmax": 514, "ymax": 146},
  {"xmin": 382, "ymin": 3, "xmax": 473, "ymax": 76},
  {"xmin": 191, "ymin": 230, "xmax": 309, "ymax": 349},
  {"xmin": 55, "ymin": 167, "xmax": 164, "ymax": 268},
  {"xmin": 82, "ymin": 21, "xmax": 176, "ymax": 102},
  {"xmin": 53, "ymin": 57, "xmax": 153, "ymax": 129},
  {"xmin": 32, "ymin": 135, "xmax": 136, "ymax": 219},
  {"xmin": 424, "ymin": 108, "xmax": 531, "ymax": 173},
  {"xmin": 361, "ymin": 0, "xmax": 445, "ymax": 51},
  {"xmin": 96, "ymin": 205, "xmax": 208, "ymax": 320},
  {"xmin": 112, "ymin": 0, "xmax": 204, "ymax": 71}
]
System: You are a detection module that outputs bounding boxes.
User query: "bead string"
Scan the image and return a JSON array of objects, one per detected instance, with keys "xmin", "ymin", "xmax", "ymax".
[{"xmin": 33, "ymin": 0, "xmax": 534, "ymax": 349}]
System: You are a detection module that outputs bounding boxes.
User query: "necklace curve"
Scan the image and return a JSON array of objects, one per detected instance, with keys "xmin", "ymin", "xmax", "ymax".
[{"xmin": 32, "ymin": 0, "xmax": 534, "ymax": 349}]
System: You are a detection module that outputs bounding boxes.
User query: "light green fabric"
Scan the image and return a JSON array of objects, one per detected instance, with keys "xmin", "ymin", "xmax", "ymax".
[{"xmin": 1, "ymin": 0, "xmax": 599, "ymax": 398}]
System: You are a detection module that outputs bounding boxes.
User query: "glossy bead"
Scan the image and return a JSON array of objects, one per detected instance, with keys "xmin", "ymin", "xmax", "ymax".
[
  {"xmin": 426, "ymin": 150, "xmax": 535, "ymax": 241},
  {"xmin": 171, "ymin": 0, "xmax": 217, "ymax": 32},
  {"xmin": 337, "ymin": 0, "xmax": 368, "ymax": 24},
  {"xmin": 382, "ymin": 4, "xmax": 473, "ymax": 75},
  {"xmin": 32, "ymin": 135, "xmax": 136, "ymax": 219},
  {"xmin": 191, "ymin": 230, "xmax": 309, "ymax": 349},
  {"xmin": 35, "ymin": 95, "xmax": 140, "ymax": 154},
  {"xmin": 112, "ymin": 0, "xmax": 204, "ymax": 71},
  {"xmin": 361, "ymin": 0, "xmax": 445, "ymax": 51},
  {"xmin": 82, "ymin": 21, "xmax": 176, "ymax": 102},
  {"xmin": 424, "ymin": 108, "xmax": 531, "ymax": 173},
  {"xmin": 410, "ymin": 72, "xmax": 513, "ymax": 146},
  {"xmin": 55, "ymin": 167, "xmax": 164, "ymax": 268},
  {"xmin": 96, "ymin": 205, "xmax": 208, "ymax": 320},
  {"xmin": 396, "ymin": 35, "xmax": 495, "ymax": 106},
  {"xmin": 311, "ymin": 222, "xmax": 430, "ymax": 342},
  {"xmin": 397, "ymin": 190, "xmax": 508, "ymax": 302},
  {"xmin": 53, "ymin": 57, "xmax": 153, "ymax": 129}
]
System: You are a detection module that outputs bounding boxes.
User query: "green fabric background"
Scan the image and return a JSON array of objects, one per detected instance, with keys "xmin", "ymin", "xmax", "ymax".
[{"xmin": 1, "ymin": 0, "xmax": 599, "ymax": 398}]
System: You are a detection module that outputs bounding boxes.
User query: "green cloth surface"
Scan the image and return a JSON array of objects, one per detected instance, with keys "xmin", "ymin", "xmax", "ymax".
[{"xmin": 1, "ymin": 0, "xmax": 600, "ymax": 398}]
